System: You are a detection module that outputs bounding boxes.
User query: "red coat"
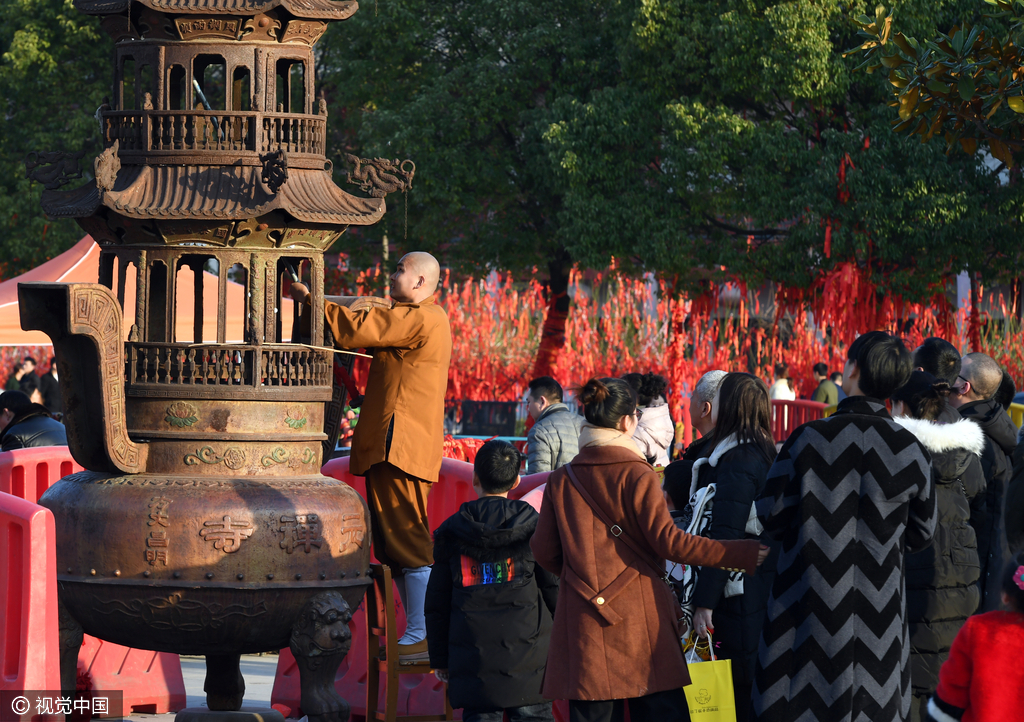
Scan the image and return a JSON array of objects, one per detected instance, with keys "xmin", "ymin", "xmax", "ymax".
[
  {"xmin": 930, "ymin": 610, "xmax": 1024, "ymax": 722},
  {"xmin": 530, "ymin": 445, "xmax": 761, "ymax": 701}
]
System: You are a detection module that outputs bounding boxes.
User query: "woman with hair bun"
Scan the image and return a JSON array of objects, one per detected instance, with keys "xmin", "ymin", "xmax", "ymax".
[
  {"xmin": 622, "ymin": 372, "xmax": 675, "ymax": 466},
  {"xmin": 531, "ymin": 377, "xmax": 769, "ymax": 721},
  {"xmin": 891, "ymin": 370, "xmax": 987, "ymax": 720}
]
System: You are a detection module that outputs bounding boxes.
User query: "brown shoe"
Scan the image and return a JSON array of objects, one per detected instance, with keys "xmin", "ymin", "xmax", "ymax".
[{"xmin": 398, "ymin": 639, "xmax": 429, "ymax": 665}]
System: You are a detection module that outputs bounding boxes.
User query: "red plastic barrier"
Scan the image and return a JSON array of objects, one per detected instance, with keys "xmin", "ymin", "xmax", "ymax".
[
  {"xmin": 321, "ymin": 456, "xmax": 479, "ymax": 531},
  {"xmin": 0, "ymin": 446, "xmax": 84, "ymax": 504},
  {"xmin": 0, "ymin": 447, "xmax": 185, "ymax": 716},
  {"xmin": 509, "ymin": 472, "xmax": 550, "ymax": 502},
  {"xmin": 77, "ymin": 636, "xmax": 186, "ymax": 715},
  {"xmin": 771, "ymin": 400, "xmax": 828, "ymax": 443},
  {"xmin": 0, "ymin": 492, "xmax": 61, "ymax": 701}
]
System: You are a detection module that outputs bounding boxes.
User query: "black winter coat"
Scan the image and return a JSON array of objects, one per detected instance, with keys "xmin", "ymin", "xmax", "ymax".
[
  {"xmin": 894, "ymin": 416, "xmax": 984, "ymax": 704},
  {"xmin": 38, "ymin": 372, "xmax": 62, "ymax": 414},
  {"xmin": 691, "ymin": 442, "xmax": 777, "ymax": 688},
  {"xmin": 957, "ymin": 398, "xmax": 1017, "ymax": 610},
  {"xmin": 0, "ymin": 404, "xmax": 67, "ymax": 450},
  {"xmin": 425, "ymin": 497, "xmax": 558, "ymax": 710},
  {"xmin": 1007, "ymin": 433, "xmax": 1024, "ymax": 554}
]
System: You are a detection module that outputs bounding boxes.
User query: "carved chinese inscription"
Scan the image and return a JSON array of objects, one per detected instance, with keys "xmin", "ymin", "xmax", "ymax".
[
  {"xmin": 338, "ymin": 512, "xmax": 365, "ymax": 552},
  {"xmin": 280, "ymin": 20, "xmax": 327, "ymax": 45},
  {"xmin": 279, "ymin": 514, "xmax": 322, "ymax": 553},
  {"xmin": 146, "ymin": 496, "xmax": 171, "ymax": 565},
  {"xmin": 200, "ymin": 516, "xmax": 254, "ymax": 553},
  {"xmin": 174, "ymin": 17, "xmax": 241, "ymax": 41}
]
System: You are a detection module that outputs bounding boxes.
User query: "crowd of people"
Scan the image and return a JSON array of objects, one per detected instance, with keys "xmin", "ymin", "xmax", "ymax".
[
  {"xmin": 0, "ymin": 354, "xmax": 66, "ymax": 450},
  {"xmin": 427, "ymin": 333, "xmax": 1024, "ymax": 722}
]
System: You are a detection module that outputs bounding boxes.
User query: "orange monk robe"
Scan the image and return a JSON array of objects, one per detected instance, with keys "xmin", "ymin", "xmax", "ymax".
[{"xmin": 322, "ymin": 296, "xmax": 452, "ymax": 481}]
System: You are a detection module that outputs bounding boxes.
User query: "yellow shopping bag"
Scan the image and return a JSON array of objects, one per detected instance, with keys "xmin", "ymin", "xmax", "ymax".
[{"xmin": 683, "ymin": 634, "xmax": 736, "ymax": 722}]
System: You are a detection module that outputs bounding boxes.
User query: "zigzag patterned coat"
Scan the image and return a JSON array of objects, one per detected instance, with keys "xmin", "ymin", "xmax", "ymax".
[{"xmin": 752, "ymin": 397, "xmax": 937, "ymax": 722}]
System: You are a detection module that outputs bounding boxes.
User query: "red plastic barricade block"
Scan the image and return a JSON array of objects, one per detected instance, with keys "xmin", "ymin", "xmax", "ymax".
[
  {"xmin": 321, "ymin": 456, "xmax": 479, "ymax": 531},
  {"xmin": 0, "ymin": 447, "xmax": 84, "ymax": 504},
  {"xmin": 0, "ymin": 492, "xmax": 61, "ymax": 700},
  {"xmin": 770, "ymin": 400, "xmax": 828, "ymax": 443},
  {"xmin": 509, "ymin": 472, "xmax": 550, "ymax": 501},
  {"xmin": 0, "ymin": 448, "xmax": 185, "ymax": 717},
  {"xmin": 77, "ymin": 637, "xmax": 186, "ymax": 716}
]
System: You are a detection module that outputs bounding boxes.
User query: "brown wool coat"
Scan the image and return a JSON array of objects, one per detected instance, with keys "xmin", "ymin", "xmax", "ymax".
[
  {"xmin": 323, "ymin": 296, "xmax": 452, "ymax": 481},
  {"xmin": 531, "ymin": 445, "xmax": 761, "ymax": 701}
]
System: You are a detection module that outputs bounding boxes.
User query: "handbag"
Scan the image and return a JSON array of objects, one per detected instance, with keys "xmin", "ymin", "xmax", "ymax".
[{"xmin": 683, "ymin": 633, "xmax": 737, "ymax": 722}]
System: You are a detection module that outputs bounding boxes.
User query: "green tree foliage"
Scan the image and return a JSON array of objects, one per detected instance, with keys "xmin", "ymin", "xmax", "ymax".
[
  {"xmin": 541, "ymin": 0, "xmax": 1017, "ymax": 295},
  {"xmin": 0, "ymin": 0, "xmax": 112, "ymax": 277},
  {"xmin": 317, "ymin": 0, "xmax": 627, "ymax": 288},
  {"xmin": 852, "ymin": 2, "xmax": 1024, "ymax": 167},
  {"xmin": 323, "ymin": 0, "xmax": 1016, "ymax": 297}
]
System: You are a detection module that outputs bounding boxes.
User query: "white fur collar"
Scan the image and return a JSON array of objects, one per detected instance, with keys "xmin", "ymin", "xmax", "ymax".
[
  {"xmin": 689, "ymin": 433, "xmax": 740, "ymax": 497},
  {"xmin": 892, "ymin": 416, "xmax": 985, "ymax": 456}
]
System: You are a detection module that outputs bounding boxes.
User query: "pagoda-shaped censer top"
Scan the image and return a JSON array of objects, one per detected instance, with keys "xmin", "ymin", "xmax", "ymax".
[{"xmin": 22, "ymin": 0, "xmax": 413, "ymax": 476}]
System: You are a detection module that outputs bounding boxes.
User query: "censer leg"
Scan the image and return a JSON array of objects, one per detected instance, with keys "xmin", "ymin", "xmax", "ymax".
[
  {"xmin": 58, "ymin": 599, "xmax": 84, "ymax": 696},
  {"xmin": 289, "ymin": 591, "xmax": 354, "ymax": 722},
  {"xmin": 204, "ymin": 654, "xmax": 245, "ymax": 710}
]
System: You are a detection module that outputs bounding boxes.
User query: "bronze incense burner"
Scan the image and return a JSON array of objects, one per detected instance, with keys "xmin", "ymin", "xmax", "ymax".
[{"xmin": 20, "ymin": 1, "xmax": 402, "ymax": 719}]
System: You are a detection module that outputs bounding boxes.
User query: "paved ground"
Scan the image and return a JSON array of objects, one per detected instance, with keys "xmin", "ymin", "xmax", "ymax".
[{"xmin": 129, "ymin": 655, "xmax": 284, "ymax": 722}]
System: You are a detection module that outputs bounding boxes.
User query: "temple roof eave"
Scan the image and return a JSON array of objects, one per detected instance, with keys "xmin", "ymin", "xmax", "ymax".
[
  {"xmin": 41, "ymin": 164, "xmax": 385, "ymax": 227},
  {"xmin": 73, "ymin": 0, "xmax": 358, "ymax": 20}
]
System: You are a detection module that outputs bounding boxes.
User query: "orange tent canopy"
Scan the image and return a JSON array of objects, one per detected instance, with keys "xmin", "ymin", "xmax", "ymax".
[{"xmin": 0, "ymin": 236, "xmax": 295, "ymax": 346}]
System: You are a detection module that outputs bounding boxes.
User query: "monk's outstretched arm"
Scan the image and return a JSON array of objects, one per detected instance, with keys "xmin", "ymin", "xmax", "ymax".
[{"xmin": 322, "ymin": 301, "xmax": 428, "ymax": 350}]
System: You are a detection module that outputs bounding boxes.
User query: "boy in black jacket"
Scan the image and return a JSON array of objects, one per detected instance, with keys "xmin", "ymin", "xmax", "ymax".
[{"xmin": 425, "ymin": 440, "xmax": 559, "ymax": 722}]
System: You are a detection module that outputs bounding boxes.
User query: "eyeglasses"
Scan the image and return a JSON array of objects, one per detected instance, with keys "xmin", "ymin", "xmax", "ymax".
[{"xmin": 634, "ymin": 408, "xmax": 643, "ymax": 420}]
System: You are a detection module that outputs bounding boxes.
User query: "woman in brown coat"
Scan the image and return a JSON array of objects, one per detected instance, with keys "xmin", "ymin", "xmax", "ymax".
[{"xmin": 531, "ymin": 377, "xmax": 767, "ymax": 722}]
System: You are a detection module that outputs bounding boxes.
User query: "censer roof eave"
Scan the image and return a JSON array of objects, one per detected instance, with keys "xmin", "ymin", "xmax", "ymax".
[
  {"xmin": 73, "ymin": 0, "xmax": 358, "ymax": 19},
  {"xmin": 42, "ymin": 164, "xmax": 385, "ymax": 226}
]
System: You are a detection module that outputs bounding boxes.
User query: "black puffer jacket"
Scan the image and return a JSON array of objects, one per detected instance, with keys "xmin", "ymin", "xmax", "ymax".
[
  {"xmin": 1007, "ymin": 433, "xmax": 1024, "ymax": 554},
  {"xmin": 957, "ymin": 398, "xmax": 1017, "ymax": 610},
  {"xmin": 691, "ymin": 441, "xmax": 777, "ymax": 693},
  {"xmin": 0, "ymin": 404, "xmax": 67, "ymax": 450},
  {"xmin": 894, "ymin": 415, "xmax": 985, "ymax": 705},
  {"xmin": 425, "ymin": 497, "xmax": 558, "ymax": 710}
]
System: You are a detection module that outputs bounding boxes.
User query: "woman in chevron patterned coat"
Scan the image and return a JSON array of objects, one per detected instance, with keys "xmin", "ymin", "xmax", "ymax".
[{"xmin": 752, "ymin": 331, "xmax": 938, "ymax": 722}]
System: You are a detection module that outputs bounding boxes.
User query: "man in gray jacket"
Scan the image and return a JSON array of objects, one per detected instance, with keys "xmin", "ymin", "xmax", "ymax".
[{"xmin": 525, "ymin": 376, "xmax": 582, "ymax": 474}]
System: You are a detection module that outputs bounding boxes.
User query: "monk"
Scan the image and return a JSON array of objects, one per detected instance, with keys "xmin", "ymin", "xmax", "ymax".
[{"xmin": 290, "ymin": 252, "xmax": 452, "ymax": 664}]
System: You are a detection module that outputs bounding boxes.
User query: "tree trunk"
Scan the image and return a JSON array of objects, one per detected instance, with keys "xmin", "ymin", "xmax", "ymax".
[{"xmin": 531, "ymin": 250, "xmax": 572, "ymax": 380}]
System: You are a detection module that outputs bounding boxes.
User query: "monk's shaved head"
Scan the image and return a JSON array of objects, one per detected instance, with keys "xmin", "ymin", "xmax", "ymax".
[
  {"xmin": 390, "ymin": 252, "xmax": 441, "ymax": 303},
  {"xmin": 401, "ymin": 252, "xmax": 441, "ymax": 292}
]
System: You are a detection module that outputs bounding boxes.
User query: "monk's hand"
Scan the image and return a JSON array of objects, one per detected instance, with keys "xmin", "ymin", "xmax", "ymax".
[
  {"xmin": 757, "ymin": 543, "xmax": 770, "ymax": 567},
  {"xmin": 289, "ymin": 282, "xmax": 310, "ymax": 304},
  {"xmin": 693, "ymin": 607, "xmax": 714, "ymax": 639}
]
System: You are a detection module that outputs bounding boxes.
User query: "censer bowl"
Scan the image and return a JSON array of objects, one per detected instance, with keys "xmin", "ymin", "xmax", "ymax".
[{"xmin": 39, "ymin": 470, "xmax": 372, "ymax": 655}]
